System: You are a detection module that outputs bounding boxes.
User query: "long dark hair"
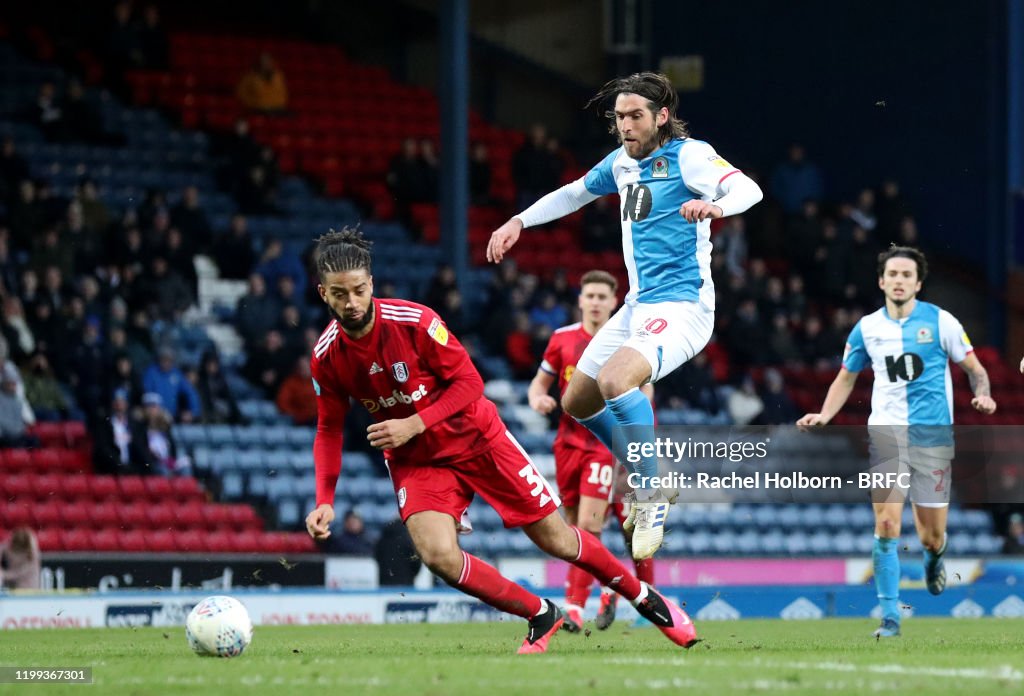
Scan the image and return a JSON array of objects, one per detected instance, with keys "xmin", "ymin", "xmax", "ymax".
[{"xmin": 585, "ymin": 72, "xmax": 689, "ymax": 143}]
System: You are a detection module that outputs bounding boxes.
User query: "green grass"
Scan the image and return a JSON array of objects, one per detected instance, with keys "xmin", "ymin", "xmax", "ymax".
[{"xmin": 1, "ymin": 619, "xmax": 1022, "ymax": 695}]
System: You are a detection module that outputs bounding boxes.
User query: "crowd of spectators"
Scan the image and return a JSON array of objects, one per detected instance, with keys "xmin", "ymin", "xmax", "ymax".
[{"xmin": 3, "ymin": 14, "xmax": 1021, "ymax": 550}]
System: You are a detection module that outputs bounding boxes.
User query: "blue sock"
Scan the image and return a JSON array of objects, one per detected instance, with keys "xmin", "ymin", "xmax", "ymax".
[
  {"xmin": 873, "ymin": 536, "xmax": 901, "ymax": 621},
  {"xmin": 575, "ymin": 407, "xmax": 617, "ymax": 456},
  {"xmin": 606, "ymin": 388, "xmax": 657, "ymax": 492},
  {"xmin": 923, "ymin": 532, "xmax": 947, "ymax": 567}
]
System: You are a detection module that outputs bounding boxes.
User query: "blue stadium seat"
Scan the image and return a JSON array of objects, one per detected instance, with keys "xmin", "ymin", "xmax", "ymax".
[
  {"xmin": 785, "ymin": 532, "xmax": 810, "ymax": 556},
  {"xmin": 288, "ymin": 452, "xmax": 314, "ymax": 475},
  {"xmin": 831, "ymin": 532, "xmax": 857, "ymax": 555},
  {"xmin": 686, "ymin": 531, "xmax": 712, "ymax": 555},
  {"xmin": 260, "ymin": 425, "xmax": 291, "ymax": 449},
  {"xmin": 777, "ymin": 506, "xmax": 801, "ymax": 530},
  {"xmin": 277, "ymin": 498, "xmax": 302, "ymax": 528},
  {"xmin": 206, "ymin": 424, "xmax": 236, "ymax": 448},
  {"xmin": 264, "ymin": 451, "xmax": 291, "ymax": 475},
  {"xmin": 286, "ymin": 427, "xmax": 315, "ymax": 449},
  {"xmin": 734, "ymin": 530, "xmax": 760, "ymax": 555},
  {"xmin": 235, "ymin": 450, "xmax": 264, "ymax": 472},
  {"xmin": 265, "ymin": 474, "xmax": 297, "ymax": 501},
  {"xmin": 174, "ymin": 424, "xmax": 207, "ymax": 448},
  {"xmin": 752, "ymin": 505, "xmax": 780, "ymax": 528},
  {"xmin": 246, "ymin": 472, "xmax": 268, "ymax": 498},
  {"xmin": 221, "ymin": 472, "xmax": 245, "ymax": 501}
]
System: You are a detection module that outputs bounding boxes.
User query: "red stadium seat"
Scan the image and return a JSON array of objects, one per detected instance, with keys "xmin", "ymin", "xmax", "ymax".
[
  {"xmin": 174, "ymin": 529, "xmax": 207, "ymax": 552},
  {"xmin": 118, "ymin": 502, "xmax": 150, "ymax": 529},
  {"xmin": 31, "ymin": 501, "xmax": 64, "ymax": 528},
  {"xmin": 146, "ymin": 503, "xmax": 176, "ymax": 530},
  {"xmin": 60, "ymin": 529, "xmax": 94, "ymax": 551},
  {"xmin": 2, "ymin": 449, "xmax": 32, "ymax": 472},
  {"xmin": 174, "ymin": 502, "xmax": 206, "ymax": 530},
  {"xmin": 145, "ymin": 476, "xmax": 173, "ymax": 500},
  {"xmin": 117, "ymin": 475, "xmax": 148, "ymax": 500},
  {"xmin": 31, "ymin": 422, "xmax": 64, "ymax": 448},
  {"xmin": 63, "ymin": 421, "xmax": 87, "ymax": 446},
  {"xmin": 233, "ymin": 531, "xmax": 263, "ymax": 553},
  {"xmin": 35, "ymin": 528, "xmax": 62, "ymax": 551},
  {"xmin": 30, "ymin": 448, "xmax": 62, "ymax": 473},
  {"xmin": 91, "ymin": 502, "xmax": 120, "ymax": 529},
  {"xmin": 62, "ymin": 474, "xmax": 91, "ymax": 501},
  {"xmin": 33, "ymin": 473, "xmax": 63, "ymax": 501},
  {"xmin": 228, "ymin": 504, "xmax": 263, "ymax": 530},
  {"xmin": 201, "ymin": 505, "xmax": 233, "ymax": 531},
  {"xmin": 118, "ymin": 530, "xmax": 150, "ymax": 552},
  {"xmin": 169, "ymin": 477, "xmax": 203, "ymax": 501},
  {"xmin": 90, "ymin": 476, "xmax": 120, "ymax": 501},
  {"xmin": 0, "ymin": 473, "xmax": 32, "ymax": 499},
  {"xmin": 205, "ymin": 531, "xmax": 235, "ymax": 553},
  {"xmin": 62, "ymin": 501, "xmax": 92, "ymax": 527},
  {"xmin": 92, "ymin": 529, "xmax": 121, "ymax": 551},
  {"xmin": 146, "ymin": 530, "xmax": 177, "ymax": 552}
]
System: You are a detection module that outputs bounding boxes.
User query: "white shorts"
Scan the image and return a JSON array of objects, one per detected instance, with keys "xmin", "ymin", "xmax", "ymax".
[
  {"xmin": 577, "ymin": 299, "xmax": 714, "ymax": 383},
  {"xmin": 868, "ymin": 432, "xmax": 953, "ymax": 507}
]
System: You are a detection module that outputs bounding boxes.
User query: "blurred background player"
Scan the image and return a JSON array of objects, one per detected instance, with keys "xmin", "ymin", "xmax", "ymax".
[
  {"xmin": 488, "ymin": 72, "xmax": 763, "ymax": 559},
  {"xmin": 305, "ymin": 228, "xmax": 697, "ymax": 654},
  {"xmin": 528, "ymin": 269, "xmax": 654, "ymax": 632},
  {"xmin": 797, "ymin": 246, "xmax": 997, "ymax": 638}
]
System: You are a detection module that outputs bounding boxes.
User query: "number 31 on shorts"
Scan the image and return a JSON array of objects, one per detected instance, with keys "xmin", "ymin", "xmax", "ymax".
[{"xmin": 518, "ymin": 463, "xmax": 555, "ymax": 507}]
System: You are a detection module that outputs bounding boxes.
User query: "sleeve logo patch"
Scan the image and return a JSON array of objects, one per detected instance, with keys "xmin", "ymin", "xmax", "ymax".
[
  {"xmin": 961, "ymin": 331, "xmax": 972, "ymax": 347},
  {"xmin": 312, "ymin": 377, "xmax": 321, "ymax": 396},
  {"xmin": 843, "ymin": 343, "xmax": 852, "ymax": 362},
  {"xmin": 708, "ymin": 156, "xmax": 733, "ymax": 168},
  {"xmin": 427, "ymin": 317, "xmax": 449, "ymax": 346}
]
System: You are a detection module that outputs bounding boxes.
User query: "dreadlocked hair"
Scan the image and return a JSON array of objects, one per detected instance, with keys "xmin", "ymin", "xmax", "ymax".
[
  {"xmin": 314, "ymin": 227, "xmax": 373, "ymax": 281},
  {"xmin": 585, "ymin": 72, "xmax": 689, "ymax": 141}
]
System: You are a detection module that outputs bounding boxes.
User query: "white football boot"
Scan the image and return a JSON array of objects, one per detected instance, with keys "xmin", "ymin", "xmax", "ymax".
[{"xmin": 627, "ymin": 488, "xmax": 678, "ymax": 560}]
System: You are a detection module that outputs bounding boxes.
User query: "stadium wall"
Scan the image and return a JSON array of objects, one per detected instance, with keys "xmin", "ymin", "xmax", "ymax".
[{"xmin": 3, "ymin": 585, "xmax": 1024, "ymax": 630}]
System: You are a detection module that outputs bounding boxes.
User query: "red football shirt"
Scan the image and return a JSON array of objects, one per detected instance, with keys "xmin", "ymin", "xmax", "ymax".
[
  {"xmin": 311, "ymin": 298, "xmax": 505, "ymax": 506},
  {"xmin": 540, "ymin": 322, "xmax": 607, "ymax": 452}
]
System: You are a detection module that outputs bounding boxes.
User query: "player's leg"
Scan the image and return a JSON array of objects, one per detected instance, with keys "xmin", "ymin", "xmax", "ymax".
[
  {"xmin": 909, "ymin": 446, "xmax": 952, "ymax": 595},
  {"xmin": 603, "ymin": 301, "xmax": 714, "ymax": 559},
  {"xmin": 474, "ymin": 430, "xmax": 696, "ymax": 648},
  {"xmin": 913, "ymin": 504, "xmax": 949, "ymax": 595},
  {"xmin": 553, "ymin": 443, "xmax": 586, "ymax": 632},
  {"xmin": 562, "ymin": 305, "xmax": 631, "ymax": 455},
  {"xmin": 391, "ymin": 462, "xmax": 563, "ymax": 654},
  {"xmin": 522, "ymin": 510, "xmax": 696, "ymax": 647},
  {"xmin": 872, "ymin": 500, "xmax": 905, "ymax": 637}
]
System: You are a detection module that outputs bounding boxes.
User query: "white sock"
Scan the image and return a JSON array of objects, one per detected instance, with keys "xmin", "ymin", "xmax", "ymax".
[
  {"xmin": 635, "ymin": 487, "xmax": 657, "ymax": 502},
  {"xmin": 630, "ymin": 582, "xmax": 649, "ymax": 606},
  {"xmin": 532, "ymin": 599, "xmax": 548, "ymax": 617}
]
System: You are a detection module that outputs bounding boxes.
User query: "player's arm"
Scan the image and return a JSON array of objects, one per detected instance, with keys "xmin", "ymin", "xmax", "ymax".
[
  {"xmin": 939, "ymin": 309, "xmax": 995, "ymax": 414},
  {"xmin": 796, "ymin": 368, "xmax": 859, "ymax": 430},
  {"xmin": 528, "ymin": 368, "xmax": 558, "ymax": 415},
  {"xmin": 367, "ymin": 314, "xmax": 485, "ymax": 449},
  {"xmin": 529, "ymin": 338, "xmax": 561, "ymax": 414},
  {"xmin": 957, "ymin": 352, "xmax": 996, "ymax": 414},
  {"xmin": 677, "ymin": 142, "xmax": 763, "ymax": 222},
  {"xmin": 488, "ymin": 178, "xmax": 600, "ymax": 262},
  {"xmin": 306, "ymin": 362, "xmax": 349, "ymax": 540}
]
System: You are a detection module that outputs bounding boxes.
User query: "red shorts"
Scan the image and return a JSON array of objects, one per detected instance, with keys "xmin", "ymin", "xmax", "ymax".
[
  {"xmin": 553, "ymin": 440, "xmax": 615, "ymax": 509},
  {"xmin": 610, "ymin": 462, "xmax": 632, "ymax": 524},
  {"xmin": 388, "ymin": 430, "xmax": 561, "ymax": 529}
]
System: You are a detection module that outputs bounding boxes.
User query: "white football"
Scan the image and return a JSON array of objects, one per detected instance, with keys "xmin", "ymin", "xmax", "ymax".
[{"xmin": 185, "ymin": 596, "xmax": 253, "ymax": 658}]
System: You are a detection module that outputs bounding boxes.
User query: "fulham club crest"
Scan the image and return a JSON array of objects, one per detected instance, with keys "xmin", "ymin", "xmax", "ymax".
[{"xmin": 391, "ymin": 361, "xmax": 410, "ymax": 383}]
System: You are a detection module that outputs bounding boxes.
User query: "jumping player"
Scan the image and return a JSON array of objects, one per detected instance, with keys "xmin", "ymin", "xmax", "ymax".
[
  {"xmin": 797, "ymin": 246, "xmax": 997, "ymax": 638},
  {"xmin": 305, "ymin": 229, "xmax": 697, "ymax": 653},
  {"xmin": 488, "ymin": 72, "xmax": 763, "ymax": 559},
  {"xmin": 528, "ymin": 270, "xmax": 654, "ymax": 632}
]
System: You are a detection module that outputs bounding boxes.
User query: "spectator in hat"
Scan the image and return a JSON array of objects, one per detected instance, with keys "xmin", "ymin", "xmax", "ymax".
[
  {"xmin": 323, "ymin": 508, "xmax": 373, "ymax": 556},
  {"xmin": 142, "ymin": 348, "xmax": 200, "ymax": 422}
]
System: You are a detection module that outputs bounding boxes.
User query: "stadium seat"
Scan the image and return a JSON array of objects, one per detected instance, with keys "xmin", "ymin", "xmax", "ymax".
[
  {"xmin": 117, "ymin": 475, "xmax": 148, "ymax": 500},
  {"xmin": 92, "ymin": 529, "xmax": 121, "ymax": 551},
  {"xmin": 35, "ymin": 528, "xmax": 62, "ymax": 551},
  {"xmin": 1, "ymin": 449, "xmax": 31, "ymax": 471},
  {"xmin": 119, "ymin": 530, "xmax": 150, "ymax": 552},
  {"xmin": 91, "ymin": 502, "xmax": 121, "ymax": 529},
  {"xmin": 147, "ymin": 530, "xmax": 177, "ymax": 553},
  {"xmin": 91, "ymin": 476, "xmax": 120, "ymax": 501},
  {"xmin": 147, "ymin": 504, "xmax": 176, "ymax": 529},
  {"xmin": 118, "ymin": 502, "xmax": 150, "ymax": 528},
  {"xmin": 60, "ymin": 529, "xmax": 94, "ymax": 551},
  {"xmin": 169, "ymin": 477, "xmax": 203, "ymax": 501},
  {"xmin": 174, "ymin": 530, "xmax": 207, "ymax": 552},
  {"xmin": 144, "ymin": 476, "xmax": 174, "ymax": 499}
]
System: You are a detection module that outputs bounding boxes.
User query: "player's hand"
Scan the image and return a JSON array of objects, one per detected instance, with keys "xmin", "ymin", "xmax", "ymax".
[
  {"xmin": 368, "ymin": 416, "xmax": 425, "ymax": 450},
  {"xmin": 679, "ymin": 200, "xmax": 723, "ymax": 223},
  {"xmin": 305, "ymin": 504, "xmax": 335, "ymax": 540},
  {"xmin": 971, "ymin": 396, "xmax": 997, "ymax": 414},
  {"xmin": 796, "ymin": 413, "xmax": 828, "ymax": 431},
  {"xmin": 486, "ymin": 218, "xmax": 523, "ymax": 263},
  {"xmin": 528, "ymin": 393, "xmax": 558, "ymax": 415}
]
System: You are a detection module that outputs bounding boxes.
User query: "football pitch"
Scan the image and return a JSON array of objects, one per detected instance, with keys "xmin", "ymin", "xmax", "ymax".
[{"xmin": 1, "ymin": 619, "xmax": 1022, "ymax": 695}]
